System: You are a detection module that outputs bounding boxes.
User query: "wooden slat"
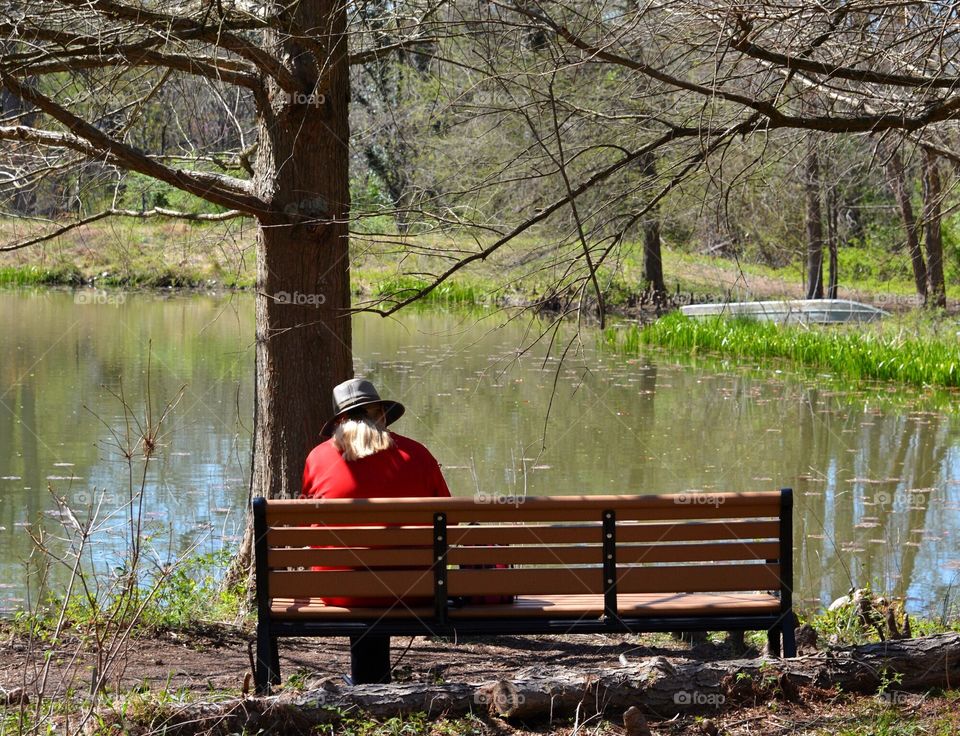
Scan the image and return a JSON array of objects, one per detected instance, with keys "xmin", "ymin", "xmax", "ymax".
[
  {"xmin": 446, "ymin": 540, "xmax": 781, "ymax": 567},
  {"xmin": 270, "ymin": 592, "xmax": 782, "ymax": 620},
  {"xmin": 271, "ymin": 599, "xmax": 434, "ymax": 620},
  {"xmin": 617, "ymin": 520, "xmax": 779, "ymax": 543},
  {"xmin": 448, "ymin": 525, "xmax": 600, "ymax": 546},
  {"xmin": 451, "ymin": 592, "xmax": 782, "ymax": 619},
  {"xmin": 267, "ymin": 526, "xmax": 433, "ymax": 548},
  {"xmin": 616, "ymin": 564, "xmax": 782, "ymax": 594},
  {"xmin": 448, "ymin": 546, "xmax": 602, "ymax": 566},
  {"xmin": 448, "ymin": 567, "xmax": 604, "ymax": 596},
  {"xmin": 268, "ymin": 569, "xmax": 434, "ymax": 599},
  {"xmin": 268, "ymin": 547, "xmax": 434, "ymax": 569},
  {"xmin": 617, "ymin": 541, "xmax": 781, "ymax": 564},
  {"xmin": 446, "ymin": 563, "xmax": 780, "ymax": 598},
  {"xmin": 265, "ymin": 493, "xmax": 781, "ymax": 525}
]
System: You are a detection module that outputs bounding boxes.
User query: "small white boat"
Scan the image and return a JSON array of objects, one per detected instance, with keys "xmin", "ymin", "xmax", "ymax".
[{"xmin": 680, "ymin": 299, "xmax": 889, "ymax": 324}]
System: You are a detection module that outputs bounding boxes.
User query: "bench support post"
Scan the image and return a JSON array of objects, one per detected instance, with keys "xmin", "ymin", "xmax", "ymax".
[
  {"xmin": 779, "ymin": 487, "xmax": 796, "ymax": 658},
  {"xmin": 603, "ymin": 510, "xmax": 618, "ymax": 622},
  {"xmin": 434, "ymin": 512, "xmax": 448, "ymax": 625},
  {"xmin": 252, "ymin": 497, "xmax": 278, "ymax": 693}
]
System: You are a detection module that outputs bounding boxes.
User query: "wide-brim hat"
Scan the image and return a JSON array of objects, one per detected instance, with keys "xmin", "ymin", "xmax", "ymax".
[{"xmin": 320, "ymin": 378, "xmax": 405, "ymax": 438}]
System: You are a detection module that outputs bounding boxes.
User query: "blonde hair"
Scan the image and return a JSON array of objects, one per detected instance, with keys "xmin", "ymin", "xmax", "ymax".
[{"xmin": 333, "ymin": 412, "xmax": 394, "ymax": 461}]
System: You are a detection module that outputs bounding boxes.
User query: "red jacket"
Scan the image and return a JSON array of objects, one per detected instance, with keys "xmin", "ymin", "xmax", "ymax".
[
  {"xmin": 302, "ymin": 433, "xmax": 450, "ymax": 500},
  {"xmin": 301, "ymin": 433, "xmax": 450, "ymax": 607}
]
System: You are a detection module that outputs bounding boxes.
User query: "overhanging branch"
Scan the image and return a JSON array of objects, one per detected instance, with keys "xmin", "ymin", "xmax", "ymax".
[
  {"xmin": 0, "ymin": 207, "xmax": 249, "ymax": 253},
  {"xmin": 0, "ymin": 74, "xmax": 268, "ymax": 217}
]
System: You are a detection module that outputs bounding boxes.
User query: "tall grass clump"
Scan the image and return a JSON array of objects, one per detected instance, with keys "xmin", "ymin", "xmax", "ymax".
[
  {"xmin": 0, "ymin": 264, "xmax": 83, "ymax": 286},
  {"xmin": 609, "ymin": 312, "xmax": 960, "ymax": 388},
  {"xmin": 372, "ymin": 274, "xmax": 491, "ymax": 307}
]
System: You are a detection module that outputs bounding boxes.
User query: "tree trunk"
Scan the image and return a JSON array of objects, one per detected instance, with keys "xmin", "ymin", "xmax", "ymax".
[
  {"xmin": 922, "ymin": 148, "xmax": 946, "ymax": 308},
  {"xmin": 885, "ymin": 146, "xmax": 928, "ymax": 304},
  {"xmin": 249, "ymin": 0, "xmax": 353, "ymax": 503},
  {"xmin": 805, "ymin": 137, "xmax": 824, "ymax": 299},
  {"xmin": 826, "ymin": 186, "xmax": 839, "ymax": 299},
  {"xmin": 639, "ymin": 152, "xmax": 666, "ymax": 304},
  {"xmin": 227, "ymin": 0, "xmax": 353, "ymax": 589},
  {"xmin": 152, "ymin": 633, "xmax": 960, "ymax": 732}
]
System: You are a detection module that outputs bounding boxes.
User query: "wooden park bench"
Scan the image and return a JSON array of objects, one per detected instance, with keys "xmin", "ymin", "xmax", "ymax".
[{"xmin": 252, "ymin": 489, "xmax": 796, "ymax": 693}]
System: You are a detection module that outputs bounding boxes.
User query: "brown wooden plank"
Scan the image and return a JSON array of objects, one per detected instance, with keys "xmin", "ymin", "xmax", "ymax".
[
  {"xmin": 267, "ymin": 526, "xmax": 434, "ymax": 548},
  {"xmin": 448, "ymin": 546, "xmax": 602, "ymax": 567},
  {"xmin": 446, "ymin": 540, "xmax": 780, "ymax": 567},
  {"xmin": 268, "ymin": 569, "xmax": 434, "ymax": 599},
  {"xmin": 265, "ymin": 492, "xmax": 781, "ymax": 525},
  {"xmin": 447, "ymin": 592, "xmax": 782, "ymax": 619},
  {"xmin": 271, "ymin": 599, "xmax": 434, "ymax": 620},
  {"xmin": 616, "ymin": 563, "xmax": 782, "ymax": 594},
  {"xmin": 617, "ymin": 541, "xmax": 782, "ymax": 564},
  {"xmin": 617, "ymin": 520, "xmax": 780, "ymax": 544},
  {"xmin": 448, "ymin": 525, "xmax": 600, "ymax": 546},
  {"xmin": 447, "ymin": 567, "xmax": 604, "ymax": 596},
  {"xmin": 268, "ymin": 547, "xmax": 434, "ymax": 569}
]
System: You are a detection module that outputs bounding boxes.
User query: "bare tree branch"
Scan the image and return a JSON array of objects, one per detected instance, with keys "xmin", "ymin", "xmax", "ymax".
[
  {"xmin": 0, "ymin": 207, "xmax": 248, "ymax": 252},
  {"xmin": 0, "ymin": 73, "xmax": 268, "ymax": 216}
]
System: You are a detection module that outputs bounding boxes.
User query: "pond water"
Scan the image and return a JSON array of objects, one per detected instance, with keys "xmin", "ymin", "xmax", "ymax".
[{"xmin": 1, "ymin": 289, "xmax": 959, "ymax": 617}]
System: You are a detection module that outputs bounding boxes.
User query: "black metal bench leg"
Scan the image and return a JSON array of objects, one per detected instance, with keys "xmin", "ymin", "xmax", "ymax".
[
  {"xmin": 766, "ymin": 627, "xmax": 781, "ymax": 658},
  {"xmin": 782, "ymin": 612, "xmax": 797, "ymax": 658},
  {"xmin": 255, "ymin": 624, "xmax": 274, "ymax": 694},
  {"xmin": 350, "ymin": 635, "xmax": 391, "ymax": 684},
  {"xmin": 269, "ymin": 636, "xmax": 281, "ymax": 685}
]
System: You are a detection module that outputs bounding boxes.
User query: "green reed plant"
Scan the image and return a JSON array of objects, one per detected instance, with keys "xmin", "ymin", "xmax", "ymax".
[{"xmin": 608, "ymin": 313, "xmax": 960, "ymax": 388}]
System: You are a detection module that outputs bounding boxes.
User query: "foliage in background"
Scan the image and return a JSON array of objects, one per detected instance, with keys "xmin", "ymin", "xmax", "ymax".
[{"xmin": 611, "ymin": 313, "xmax": 960, "ymax": 388}]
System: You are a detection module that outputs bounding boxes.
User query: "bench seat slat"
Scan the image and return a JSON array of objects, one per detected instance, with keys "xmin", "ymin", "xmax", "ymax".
[
  {"xmin": 447, "ymin": 540, "xmax": 781, "ymax": 567},
  {"xmin": 269, "ymin": 547, "xmax": 434, "ymax": 568},
  {"xmin": 617, "ymin": 520, "xmax": 779, "ymax": 543},
  {"xmin": 268, "ymin": 527, "xmax": 434, "ymax": 547},
  {"xmin": 446, "ymin": 563, "xmax": 780, "ymax": 596},
  {"xmin": 265, "ymin": 493, "xmax": 780, "ymax": 526},
  {"xmin": 266, "ymin": 520, "xmax": 779, "ymax": 550},
  {"xmin": 268, "ymin": 592, "xmax": 781, "ymax": 620},
  {"xmin": 269, "ymin": 569, "xmax": 434, "ymax": 598}
]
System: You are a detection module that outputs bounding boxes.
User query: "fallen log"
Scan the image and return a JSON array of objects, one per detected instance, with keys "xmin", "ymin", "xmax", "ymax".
[{"xmin": 129, "ymin": 633, "xmax": 960, "ymax": 734}]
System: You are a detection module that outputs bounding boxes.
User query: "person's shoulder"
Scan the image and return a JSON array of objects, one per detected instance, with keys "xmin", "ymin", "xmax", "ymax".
[
  {"xmin": 390, "ymin": 433, "xmax": 436, "ymax": 459},
  {"xmin": 306, "ymin": 438, "xmax": 339, "ymax": 462}
]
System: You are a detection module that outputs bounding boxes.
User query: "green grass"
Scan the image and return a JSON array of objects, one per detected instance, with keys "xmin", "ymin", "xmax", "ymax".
[
  {"xmin": 610, "ymin": 312, "xmax": 960, "ymax": 388},
  {"xmin": 0, "ymin": 263, "xmax": 83, "ymax": 286},
  {"xmin": 15, "ymin": 549, "xmax": 246, "ymax": 639},
  {"xmin": 366, "ymin": 273, "xmax": 496, "ymax": 308}
]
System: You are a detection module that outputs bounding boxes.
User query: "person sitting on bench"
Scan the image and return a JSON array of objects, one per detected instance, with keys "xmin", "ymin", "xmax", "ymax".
[{"xmin": 301, "ymin": 378, "xmax": 450, "ymax": 685}]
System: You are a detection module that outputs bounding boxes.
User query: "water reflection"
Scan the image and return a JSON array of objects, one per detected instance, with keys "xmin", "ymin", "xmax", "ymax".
[{"xmin": 0, "ymin": 290, "xmax": 958, "ymax": 618}]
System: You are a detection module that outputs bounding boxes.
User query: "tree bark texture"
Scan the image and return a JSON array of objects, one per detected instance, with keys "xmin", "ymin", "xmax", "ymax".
[
  {"xmin": 251, "ymin": 0, "xmax": 354, "ymax": 503},
  {"xmin": 885, "ymin": 146, "xmax": 928, "ymax": 304},
  {"xmin": 922, "ymin": 148, "xmax": 946, "ymax": 308},
  {"xmin": 805, "ymin": 138, "xmax": 824, "ymax": 300},
  {"xmin": 639, "ymin": 152, "xmax": 666, "ymax": 301},
  {"xmin": 826, "ymin": 186, "xmax": 839, "ymax": 299},
  {"xmin": 151, "ymin": 634, "xmax": 960, "ymax": 733}
]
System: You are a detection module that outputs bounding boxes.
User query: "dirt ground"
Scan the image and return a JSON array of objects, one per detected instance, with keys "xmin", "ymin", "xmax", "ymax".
[
  {"xmin": 3, "ymin": 627, "xmax": 959, "ymax": 735},
  {"xmin": 2, "ymin": 624, "xmax": 731, "ymax": 694}
]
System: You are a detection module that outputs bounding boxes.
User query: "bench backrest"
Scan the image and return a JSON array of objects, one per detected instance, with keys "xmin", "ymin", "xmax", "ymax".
[{"xmin": 254, "ymin": 490, "xmax": 792, "ymax": 617}]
